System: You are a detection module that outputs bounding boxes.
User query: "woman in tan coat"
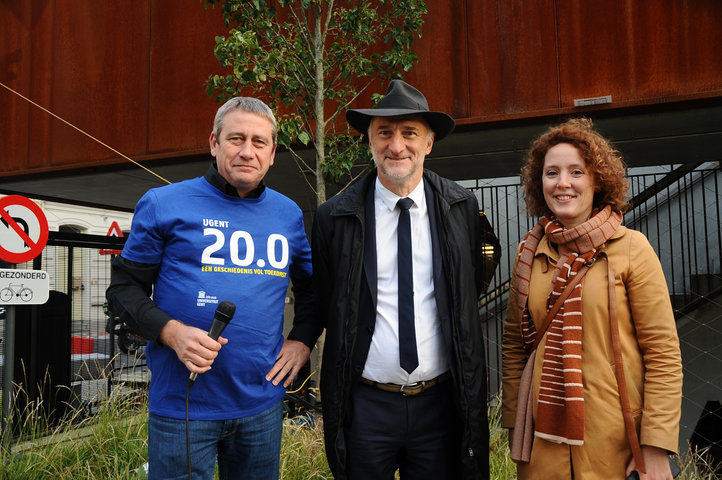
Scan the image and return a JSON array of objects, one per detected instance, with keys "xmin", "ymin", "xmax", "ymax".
[{"xmin": 502, "ymin": 118, "xmax": 683, "ymax": 479}]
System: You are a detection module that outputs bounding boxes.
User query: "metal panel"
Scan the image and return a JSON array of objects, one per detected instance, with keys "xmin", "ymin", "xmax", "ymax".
[
  {"xmin": 147, "ymin": 0, "xmax": 224, "ymax": 153},
  {"xmin": 466, "ymin": 0, "xmax": 560, "ymax": 117},
  {"xmin": 49, "ymin": 1, "xmax": 151, "ymax": 166},
  {"xmin": 0, "ymin": 1, "xmax": 40, "ymax": 171},
  {"xmin": 557, "ymin": 0, "xmax": 722, "ymax": 107},
  {"xmin": 25, "ymin": 0, "xmax": 54, "ymax": 170},
  {"xmin": 405, "ymin": 0, "xmax": 471, "ymax": 118}
]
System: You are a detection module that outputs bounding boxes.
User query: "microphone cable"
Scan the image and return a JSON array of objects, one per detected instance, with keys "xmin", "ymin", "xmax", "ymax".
[
  {"xmin": 186, "ymin": 377, "xmax": 195, "ymax": 480},
  {"xmin": 183, "ymin": 301, "xmax": 234, "ymax": 480}
]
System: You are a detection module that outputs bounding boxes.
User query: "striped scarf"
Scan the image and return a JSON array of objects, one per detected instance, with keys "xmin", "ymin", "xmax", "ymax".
[{"xmin": 514, "ymin": 206, "xmax": 621, "ymax": 445}]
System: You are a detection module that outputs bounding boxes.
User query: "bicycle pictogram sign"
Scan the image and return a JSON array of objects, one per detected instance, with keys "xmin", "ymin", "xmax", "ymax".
[
  {"xmin": 0, "ymin": 283, "xmax": 33, "ymax": 302},
  {"xmin": 0, "ymin": 269, "xmax": 49, "ymax": 305}
]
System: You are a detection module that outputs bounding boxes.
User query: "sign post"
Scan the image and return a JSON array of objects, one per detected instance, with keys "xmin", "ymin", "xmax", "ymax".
[
  {"xmin": 0, "ymin": 195, "xmax": 50, "ymax": 446},
  {"xmin": 99, "ymin": 221, "xmax": 124, "ymax": 255}
]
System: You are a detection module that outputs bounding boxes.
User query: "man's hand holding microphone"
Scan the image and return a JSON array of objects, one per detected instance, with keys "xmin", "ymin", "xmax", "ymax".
[
  {"xmin": 158, "ymin": 300, "xmax": 310, "ymax": 388},
  {"xmin": 159, "ymin": 301, "xmax": 235, "ymax": 383}
]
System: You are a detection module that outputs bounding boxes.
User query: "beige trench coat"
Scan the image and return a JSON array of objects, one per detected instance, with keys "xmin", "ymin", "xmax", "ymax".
[{"xmin": 502, "ymin": 226, "xmax": 683, "ymax": 479}]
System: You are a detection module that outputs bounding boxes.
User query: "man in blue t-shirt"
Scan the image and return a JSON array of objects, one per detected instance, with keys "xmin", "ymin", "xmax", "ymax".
[{"xmin": 106, "ymin": 97, "xmax": 315, "ymax": 480}]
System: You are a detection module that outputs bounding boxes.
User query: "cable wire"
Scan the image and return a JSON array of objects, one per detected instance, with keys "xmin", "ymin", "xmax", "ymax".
[
  {"xmin": 285, "ymin": 370, "xmax": 317, "ymax": 394},
  {"xmin": 0, "ymin": 82, "xmax": 172, "ymax": 185},
  {"xmin": 186, "ymin": 379, "xmax": 194, "ymax": 480}
]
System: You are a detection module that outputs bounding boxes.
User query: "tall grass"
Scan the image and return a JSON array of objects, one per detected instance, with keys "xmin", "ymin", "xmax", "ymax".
[
  {"xmin": 0, "ymin": 387, "xmax": 718, "ymax": 479},
  {"xmin": 1, "ymin": 385, "xmax": 148, "ymax": 479},
  {"xmin": 280, "ymin": 415, "xmax": 332, "ymax": 479},
  {"xmin": 488, "ymin": 397, "xmax": 517, "ymax": 479}
]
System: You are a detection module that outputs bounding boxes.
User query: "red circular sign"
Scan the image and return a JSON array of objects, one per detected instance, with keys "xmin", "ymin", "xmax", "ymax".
[{"xmin": 0, "ymin": 195, "xmax": 50, "ymax": 264}]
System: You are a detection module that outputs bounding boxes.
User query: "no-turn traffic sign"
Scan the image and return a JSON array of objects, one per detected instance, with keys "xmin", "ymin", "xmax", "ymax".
[{"xmin": 0, "ymin": 195, "xmax": 49, "ymax": 264}]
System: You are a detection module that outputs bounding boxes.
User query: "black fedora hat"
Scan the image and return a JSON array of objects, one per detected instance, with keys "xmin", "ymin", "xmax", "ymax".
[{"xmin": 346, "ymin": 79, "xmax": 455, "ymax": 141}]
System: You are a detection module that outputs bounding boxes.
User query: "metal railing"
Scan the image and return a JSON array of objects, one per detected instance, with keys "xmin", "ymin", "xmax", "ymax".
[
  {"xmin": 0, "ymin": 232, "xmax": 146, "ymax": 432},
  {"xmin": 626, "ymin": 164, "xmax": 722, "ymax": 310}
]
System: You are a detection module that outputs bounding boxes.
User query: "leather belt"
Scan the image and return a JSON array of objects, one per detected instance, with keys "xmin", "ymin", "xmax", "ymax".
[{"xmin": 359, "ymin": 371, "xmax": 451, "ymax": 396}]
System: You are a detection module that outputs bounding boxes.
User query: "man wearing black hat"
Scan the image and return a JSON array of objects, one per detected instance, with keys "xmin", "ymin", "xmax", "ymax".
[{"xmin": 289, "ymin": 79, "xmax": 490, "ymax": 479}]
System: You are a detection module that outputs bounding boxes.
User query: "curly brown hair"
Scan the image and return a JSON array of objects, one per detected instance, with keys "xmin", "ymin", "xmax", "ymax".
[{"xmin": 521, "ymin": 117, "xmax": 629, "ymax": 217}]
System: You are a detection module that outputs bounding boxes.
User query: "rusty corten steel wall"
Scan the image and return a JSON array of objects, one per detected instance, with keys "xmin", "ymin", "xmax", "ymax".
[
  {"xmin": 2, "ymin": 0, "xmax": 722, "ymax": 177},
  {"xmin": 2, "ymin": 0, "xmax": 223, "ymax": 176}
]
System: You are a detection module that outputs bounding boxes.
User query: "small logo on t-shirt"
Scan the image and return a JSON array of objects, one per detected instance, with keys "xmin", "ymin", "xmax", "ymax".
[{"xmin": 197, "ymin": 290, "xmax": 219, "ymax": 307}]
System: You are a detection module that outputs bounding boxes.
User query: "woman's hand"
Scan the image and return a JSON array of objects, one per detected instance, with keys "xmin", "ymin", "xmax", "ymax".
[{"xmin": 625, "ymin": 445, "xmax": 674, "ymax": 480}]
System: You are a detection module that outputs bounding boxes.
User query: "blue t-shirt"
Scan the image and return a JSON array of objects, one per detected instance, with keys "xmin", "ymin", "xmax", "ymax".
[{"xmin": 121, "ymin": 177, "xmax": 312, "ymax": 420}]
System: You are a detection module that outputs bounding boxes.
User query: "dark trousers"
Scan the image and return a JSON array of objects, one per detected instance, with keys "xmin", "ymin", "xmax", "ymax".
[{"xmin": 345, "ymin": 380, "xmax": 461, "ymax": 480}]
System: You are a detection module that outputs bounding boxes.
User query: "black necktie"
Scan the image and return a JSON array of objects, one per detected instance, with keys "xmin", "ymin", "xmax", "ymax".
[{"xmin": 396, "ymin": 197, "xmax": 418, "ymax": 374}]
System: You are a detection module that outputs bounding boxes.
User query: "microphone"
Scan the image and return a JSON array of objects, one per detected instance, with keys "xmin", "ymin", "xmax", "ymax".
[{"xmin": 189, "ymin": 301, "xmax": 236, "ymax": 383}]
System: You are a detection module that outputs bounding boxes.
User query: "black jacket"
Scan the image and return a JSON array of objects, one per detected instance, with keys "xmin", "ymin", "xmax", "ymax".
[{"xmin": 290, "ymin": 169, "xmax": 490, "ymax": 479}]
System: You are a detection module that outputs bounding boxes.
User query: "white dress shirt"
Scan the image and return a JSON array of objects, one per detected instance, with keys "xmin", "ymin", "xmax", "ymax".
[{"xmin": 361, "ymin": 177, "xmax": 449, "ymax": 384}]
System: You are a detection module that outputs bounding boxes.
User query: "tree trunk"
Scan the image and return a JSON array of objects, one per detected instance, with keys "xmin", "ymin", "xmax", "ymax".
[
  {"xmin": 313, "ymin": 14, "xmax": 326, "ymax": 207},
  {"xmin": 311, "ymin": 10, "xmax": 326, "ymax": 401}
]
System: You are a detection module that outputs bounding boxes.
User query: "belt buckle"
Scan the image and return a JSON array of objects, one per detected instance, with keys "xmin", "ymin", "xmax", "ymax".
[{"xmin": 400, "ymin": 381, "xmax": 422, "ymax": 396}]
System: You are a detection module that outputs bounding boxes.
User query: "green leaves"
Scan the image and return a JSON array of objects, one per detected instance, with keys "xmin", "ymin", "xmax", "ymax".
[
  {"xmin": 276, "ymin": 115, "xmax": 306, "ymax": 149},
  {"xmin": 298, "ymin": 131, "xmax": 311, "ymax": 146},
  {"xmin": 322, "ymin": 133, "xmax": 372, "ymax": 185},
  {"xmin": 204, "ymin": 0, "xmax": 426, "ymax": 203}
]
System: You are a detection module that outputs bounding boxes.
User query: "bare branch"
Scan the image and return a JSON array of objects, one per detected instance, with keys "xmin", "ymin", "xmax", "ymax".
[
  {"xmin": 324, "ymin": 72, "xmax": 381, "ymax": 127},
  {"xmin": 287, "ymin": 146, "xmax": 318, "ymax": 195},
  {"xmin": 334, "ymin": 168, "xmax": 372, "ymax": 196},
  {"xmin": 287, "ymin": 2, "xmax": 315, "ymax": 54},
  {"xmin": 321, "ymin": 0, "xmax": 335, "ymax": 43}
]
